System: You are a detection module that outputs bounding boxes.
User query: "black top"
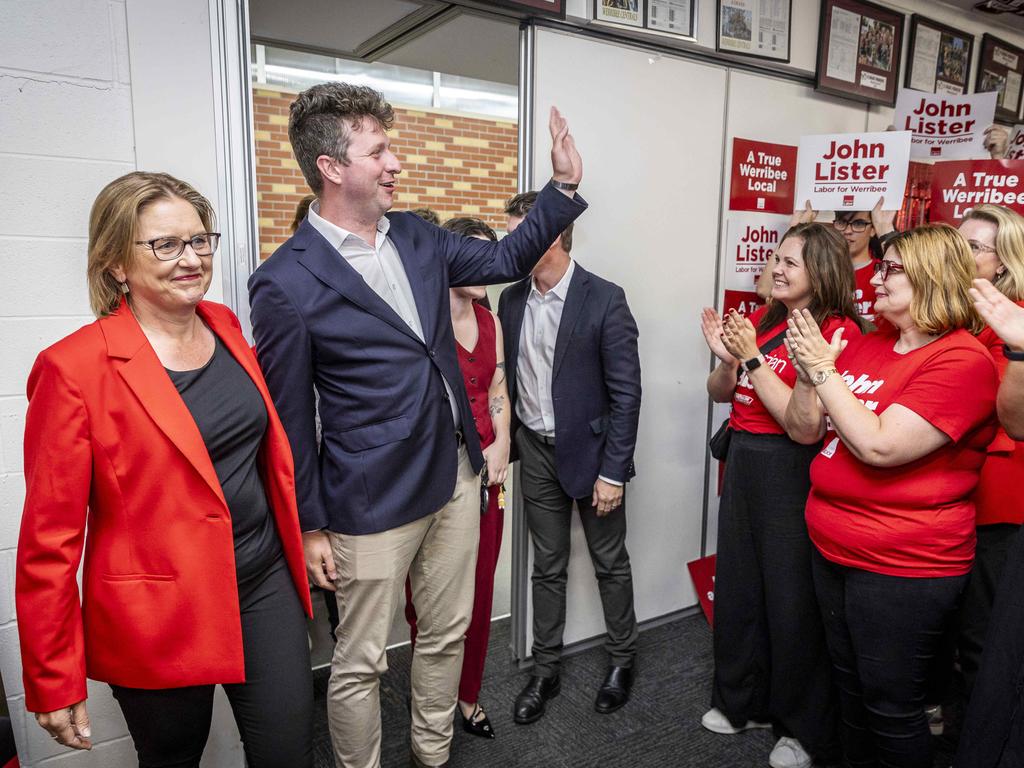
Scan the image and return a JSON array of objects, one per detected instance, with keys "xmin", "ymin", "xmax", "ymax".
[{"xmin": 167, "ymin": 335, "xmax": 282, "ymax": 583}]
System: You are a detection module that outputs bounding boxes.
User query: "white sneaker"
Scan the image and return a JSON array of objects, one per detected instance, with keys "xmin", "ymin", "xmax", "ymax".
[
  {"xmin": 769, "ymin": 737, "xmax": 812, "ymax": 768},
  {"xmin": 700, "ymin": 707, "xmax": 772, "ymax": 735}
]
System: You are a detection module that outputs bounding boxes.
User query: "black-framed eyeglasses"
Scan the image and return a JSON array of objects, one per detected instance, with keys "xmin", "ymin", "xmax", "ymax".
[
  {"xmin": 135, "ymin": 233, "xmax": 221, "ymax": 261},
  {"xmin": 966, "ymin": 240, "xmax": 997, "ymax": 255},
  {"xmin": 832, "ymin": 219, "xmax": 872, "ymax": 233},
  {"xmin": 873, "ymin": 259, "xmax": 906, "ymax": 280}
]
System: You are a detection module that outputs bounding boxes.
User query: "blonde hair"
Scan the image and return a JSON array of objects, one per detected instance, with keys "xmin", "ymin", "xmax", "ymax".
[
  {"xmin": 886, "ymin": 224, "xmax": 983, "ymax": 334},
  {"xmin": 87, "ymin": 172, "xmax": 215, "ymax": 317},
  {"xmin": 961, "ymin": 204, "xmax": 1024, "ymax": 301}
]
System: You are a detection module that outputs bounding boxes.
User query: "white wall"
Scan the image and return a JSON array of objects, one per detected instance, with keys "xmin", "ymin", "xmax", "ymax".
[{"xmin": 0, "ymin": 1, "xmax": 242, "ymax": 765}]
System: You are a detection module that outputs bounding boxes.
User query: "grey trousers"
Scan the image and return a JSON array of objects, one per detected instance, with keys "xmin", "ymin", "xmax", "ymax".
[{"xmin": 517, "ymin": 428, "xmax": 638, "ymax": 677}]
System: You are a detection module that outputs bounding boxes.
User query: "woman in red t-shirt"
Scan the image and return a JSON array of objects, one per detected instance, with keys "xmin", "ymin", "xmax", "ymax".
[
  {"xmin": 699, "ymin": 223, "xmax": 865, "ymax": 768},
  {"xmin": 955, "ymin": 204, "xmax": 1024, "ymax": 698},
  {"xmin": 785, "ymin": 224, "xmax": 998, "ymax": 768}
]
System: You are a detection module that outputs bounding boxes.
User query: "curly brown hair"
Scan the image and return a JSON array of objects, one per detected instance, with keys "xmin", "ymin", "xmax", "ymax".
[{"xmin": 288, "ymin": 83, "xmax": 395, "ymax": 196}]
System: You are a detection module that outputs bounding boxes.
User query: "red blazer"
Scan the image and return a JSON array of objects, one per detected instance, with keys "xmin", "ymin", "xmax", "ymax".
[{"xmin": 16, "ymin": 300, "xmax": 312, "ymax": 713}]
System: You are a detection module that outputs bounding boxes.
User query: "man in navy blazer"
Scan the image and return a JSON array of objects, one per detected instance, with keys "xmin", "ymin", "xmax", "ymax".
[
  {"xmin": 498, "ymin": 192, "xmax": 641, "ymax": 725},
  {"xmin": 248, "ymin": 83, "xmax": 585, "ymax": 768}
]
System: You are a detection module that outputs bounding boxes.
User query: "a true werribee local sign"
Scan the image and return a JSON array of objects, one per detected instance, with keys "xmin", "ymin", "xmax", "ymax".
[
  {"xmin": 795, "ymin": 130, "xmax": 911, "ymax": 210},
  {"xmin": 929, "ymin": 159, "xmax": 1024, "ymax": 222},
  {"xmin": 893, "ymin": 89, "xmax": 997, "ymax": 160},
  {"xmin": 729, "ymin": 138, "xmax": 798, "ymax": 213}
]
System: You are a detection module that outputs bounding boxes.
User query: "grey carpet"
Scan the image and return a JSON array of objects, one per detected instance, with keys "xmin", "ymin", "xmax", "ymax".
[{"xmin": 311, "ymin": 614, "xmax": 958, "ymax": 767}]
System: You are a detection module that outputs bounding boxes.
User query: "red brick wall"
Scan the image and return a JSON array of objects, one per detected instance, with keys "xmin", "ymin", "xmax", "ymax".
[{"xmin": 253, "ymin": 86, "xmax": 518, "ymax": 257}]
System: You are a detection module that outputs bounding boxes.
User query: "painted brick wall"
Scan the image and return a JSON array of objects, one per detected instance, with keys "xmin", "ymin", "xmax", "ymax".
[
  {"xmin": 0, "ymin": 1, "xmax": 137, "ymax": 765},
  {"xmin": 253, "ymin": 85, "xmax": 518, "ymax": 256}
]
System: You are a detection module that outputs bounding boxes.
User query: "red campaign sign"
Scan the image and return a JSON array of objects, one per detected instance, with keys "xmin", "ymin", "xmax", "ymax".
[
  {"xmin": 729, "ymin": 137, "xmax": 798, "ymax": 213},
  {"xmin": 722, "ymin": 289, "xmax": 764, "ymax": 317},
  {"xmin": 929, "ymin": 159, "xmax": 1024, "ymax": 223},
  {"xmin": 687, "ymin": 554, "xmax": 717, "ymax": 627}
]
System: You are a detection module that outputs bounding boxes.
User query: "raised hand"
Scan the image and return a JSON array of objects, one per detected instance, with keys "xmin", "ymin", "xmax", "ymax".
[
  {"xmin": 870, "ymin": 195, "xmax": 897, "ymax": 237},
  {"xmin": 700, "ymin": 307, "xmax": 735, "ymax": 364},
  {"xmin": 786, "ymin": 308, "xmax": 847, "ymax": 375},
  {"xmin": 549, "ymin": 106, "xmax": 583, "ymax": 186},
  {"xmin": 789, "ymin": 200, "xmax": 817, "ymax": 227},
  {"xmin": 971, "ymin": 278, "xmax": 1024, "ymax": 350},
  {"xmin": 984, "ymin": 125, "xmax": 1009, "ymax": 159}
]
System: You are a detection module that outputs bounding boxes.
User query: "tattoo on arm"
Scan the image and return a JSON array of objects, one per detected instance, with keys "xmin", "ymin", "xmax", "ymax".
[
  {"xmin": 489, "ymin": 395, "xmax": 505, "ymax": 417},
  {"xmin": 494, "ymin": 361, "xmax": 506, "ymax": 387}
]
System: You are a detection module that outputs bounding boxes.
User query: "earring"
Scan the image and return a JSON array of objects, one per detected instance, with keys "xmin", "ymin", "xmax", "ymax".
[
  {"xmin": 997, "ymin": 266, "xmax": 1006, "ymax": 277},
  {"xmin": 120, "ymin": 282, "xmax": 130, "ymax": 294}
]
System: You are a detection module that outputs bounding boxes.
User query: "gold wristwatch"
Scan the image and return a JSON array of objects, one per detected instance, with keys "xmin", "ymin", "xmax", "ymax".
[{"xmin": 811, "ymin": 367, "xmax": 838, "ymax": 386}]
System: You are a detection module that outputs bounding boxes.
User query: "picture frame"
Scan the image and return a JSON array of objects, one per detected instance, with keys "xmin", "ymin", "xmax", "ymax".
[
  {"xmin": 645, "ymin": 0, "xmax": 696, "ymax": 39},
  {"xmin": 460, "ymin": 0, "xmax": 567, "ymax": 19},
  {"xmin": 815, "ymin": 0, "xmax": 905, "ymax": 108},
  {"xmin": 594, "ymin": 0, "xmax": 644, "ymax": 28},
  {"xmin": 976, "ymin": 33, "xmax": 1024, "ymax": 124},
  {"xmin": 904, "ymin": 14, "xmax": 973, "ymax": 96},
  {"xmin": 716, "ymin": 0, "xmax": 792, "ymax": 63}
]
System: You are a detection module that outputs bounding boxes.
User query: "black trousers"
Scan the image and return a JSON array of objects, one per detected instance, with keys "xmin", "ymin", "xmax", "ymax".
[
  {"xmin": 711, "ymin": 431, "xmax": 837, "ymax": 758},
  {"xmin": 517, "ymin": 427, "xmax": 638, "ymax": 676},
  {"xmin": 957, "ymin": 524, "xmax": 1024, "ymax": 768},
  {"xmin": 957, "ymin": 523, "xmax": 1020, "ymax": 699},
  {"xmin": 111, "ymin": 560, "xmax": 313, "ymax": 768},
  {"xmin": 813, "ymin": 550, "xmax": 967, "ymax": 768}
]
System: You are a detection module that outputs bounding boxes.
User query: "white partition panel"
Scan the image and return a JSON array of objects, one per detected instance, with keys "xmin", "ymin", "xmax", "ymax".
[{"xmin": 521, "ymin": 27, "xmax": 727, "ymax": 653}]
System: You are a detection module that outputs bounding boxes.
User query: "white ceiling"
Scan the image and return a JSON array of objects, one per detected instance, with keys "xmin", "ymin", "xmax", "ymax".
[
  {"xmin": 937, "ymin": 0, "xmax": 1024, "ymax": 32},
  {"xmin": 249, "ymin": 0, "xmax": 520, "ymax": 85}
]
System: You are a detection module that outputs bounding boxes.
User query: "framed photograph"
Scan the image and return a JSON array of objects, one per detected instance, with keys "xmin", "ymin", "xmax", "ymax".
[
  {"xmin": 976, "ymin": 33, "xmax": 1024, "ymax": 123},
  {"xmin": 646, "ymin": 0, "xmax": 695, "ymax": 38},
  {"xmin": 815, "ymin": 0, "xmax": 905, "ymax": 107},
  {"xmin": 595, "ymin": 0, "xmax": 644, "ymax": 28},
  {"xmin": 904, "ymin": 14, "xmax": 973, "ymax": 95},
  {"xmin": 716, "ymin": 0, "xmax": 792, "ymax": 63},
  {"xmin": 459, "ymin": 0, "xmax": 566, "ymax": 19}
]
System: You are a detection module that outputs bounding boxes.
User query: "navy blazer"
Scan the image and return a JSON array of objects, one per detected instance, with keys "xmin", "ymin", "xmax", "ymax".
[
  {"xmin": 498, "ymin": 263, "xmax": 641, "ymax": 499},
  {"xmin": 249, "ymin": 183, "xmax": 586, "ymax": 535}
]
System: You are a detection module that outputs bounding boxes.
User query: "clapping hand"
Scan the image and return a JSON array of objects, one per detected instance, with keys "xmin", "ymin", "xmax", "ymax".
[
  {"xmin": 549, "ymin": 106, "xmax": 582, "ymax": 188},
  {"xmin": 984, "ymin": 125, "xmax": 1009, "ymax": 159},
  {"xmin": 700, "ymin": 308, "xmax": 736, "ymax": 364},
  {"xmin": 870, "ymin": 196, "xmax": 897, "ymax": 238},
  {"xmin": 971, "ymin": 278, "xmax": 1024, "ymax": 351},
  {"xmin": 786, "ymin": 309, "xmax": 848, "ymax": 376},
  {"xmin": 789, "ymin": 200, "xmax": 817, "ymax": 227},
  {"xmin": 721, "ymin": 310, "xmax": 759, "ymax": 362}
]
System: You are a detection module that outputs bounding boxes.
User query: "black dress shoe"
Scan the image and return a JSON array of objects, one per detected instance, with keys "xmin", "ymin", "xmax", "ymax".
[
  {"xmin": 594, "ymin": 666, "xmax": 633, "ymax": 714},
  {"xmin": 513, "ymin": 674, "xmax": 561, "ymax": 724},
  {"xmin": 459, "ymin": 703, "xmax": 496, "ymax": 739}
]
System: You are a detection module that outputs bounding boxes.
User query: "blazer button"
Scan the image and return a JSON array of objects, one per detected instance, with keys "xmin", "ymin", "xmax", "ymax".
[
  {"xmin": 429, "ymin": 349, "xmax": 436, "ymax": 358},
  {"xmin": 470, "ymin": 377, "xmax": 477, "ymax": 384}
]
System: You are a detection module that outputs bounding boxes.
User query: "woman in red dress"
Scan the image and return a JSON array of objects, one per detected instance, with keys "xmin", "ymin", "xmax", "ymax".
[{"xmin": 405, "ymin": 217, "xmax": 510, "ymax": 739}]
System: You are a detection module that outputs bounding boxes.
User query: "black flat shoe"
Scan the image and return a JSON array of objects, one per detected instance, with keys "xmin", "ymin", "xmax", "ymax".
[
  {"xmin": 594, "ymin": 666, "xmax": 633, "ymax": 714},
  {"xmin": 513, "ymin": 674, "xmax": 561, "ymax": 724},
  {"xmin": 460, "ymin": 703, "xmax": 496, "ymax": 739}
]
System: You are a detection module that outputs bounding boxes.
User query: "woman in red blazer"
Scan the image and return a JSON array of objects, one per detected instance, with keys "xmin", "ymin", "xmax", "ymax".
[{"xmin": 16, "ymin": 172, "xmax": 313, "ymax": 767}]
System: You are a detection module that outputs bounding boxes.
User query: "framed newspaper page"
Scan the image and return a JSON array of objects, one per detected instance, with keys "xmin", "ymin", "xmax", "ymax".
[
  {"xmin": 716, "ymin": 0, "xmax": 792, "ymax": 63},
  {"xmin": 645, "ymin": 0, "xmax": 696, "ymax": 38},
  {"xmin": 595, "ymin": 0, "xmax": 644, "ymax": 27},
  {"xmin": 904, "ymin": 14, "xmax": 973, "ymax": 96},
  {"xmin": 815, "ymin": 0, "xmax": 905, "ymax": 107},
  {"xmin": 461, "ymin": 0, "xmax": 566, "ymax": 19},
  {"xmin": 976, "ymin": 34, "xmax": 1024, "ymax": 124}
]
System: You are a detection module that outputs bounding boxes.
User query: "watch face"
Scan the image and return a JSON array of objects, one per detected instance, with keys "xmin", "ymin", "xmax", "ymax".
[{"xmin": 745, "ymin": 358, "xmax": 761, "ymax": 372}]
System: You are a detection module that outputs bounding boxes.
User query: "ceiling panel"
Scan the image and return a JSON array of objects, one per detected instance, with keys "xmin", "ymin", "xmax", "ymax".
[{"xmin": 936, "ymin": 0, "xmax": 1024, "ymax": 32}]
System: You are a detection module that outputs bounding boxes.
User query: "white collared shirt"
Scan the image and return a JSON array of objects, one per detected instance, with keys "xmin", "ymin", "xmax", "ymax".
[
  {"xmin": 307, "ymin": 202, "xmax": 460, "ymax": 428},
  {"xmin": 516, "ymin": 259, "xmax": 576, "ymax": 437}
]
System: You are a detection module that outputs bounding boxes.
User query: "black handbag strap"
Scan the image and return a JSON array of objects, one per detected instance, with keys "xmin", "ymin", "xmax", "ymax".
[{"xmin": 758, "ymin": 328, "xmax": 788, "ymax": 356}]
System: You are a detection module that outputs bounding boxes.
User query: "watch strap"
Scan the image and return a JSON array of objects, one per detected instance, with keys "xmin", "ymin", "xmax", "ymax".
[
  {"xmin": 550, "ymin": 178, "xmax": 579, "ymax": 191},
  {"xmin": 1004, "ymin": 344, "xmax": 1024, "ymax": 361}
]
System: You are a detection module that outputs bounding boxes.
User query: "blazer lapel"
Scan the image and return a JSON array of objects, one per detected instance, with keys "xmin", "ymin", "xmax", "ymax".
[
  {"xmin": 102, "ymin": 301, "xmax": 227, "ymax": 508},
  {"xmin": 552, "ymin": 266, "xmax": 590, "ymax": 382},
  {"xmin": 294, "ymin": 221, "xmax": 424, "ymax": 344},
  {"xmin": 387, "ymin": 215, "xmax": 437, "ymax": 344},
  {"xmin": 504, "ymin": 278, "xmax": 530, "ymax": 401}
]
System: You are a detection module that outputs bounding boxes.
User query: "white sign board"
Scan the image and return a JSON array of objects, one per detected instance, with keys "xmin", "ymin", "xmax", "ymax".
[
  {"xmin": 894, "ymin": 89, "xmax": 997, "ymax": 159},
  {"xmin": 795, "ymin": 130, "xmax": 912, "ymax": 210},
  {"xmin": 1008, "ymin": 125, "xmax": 1024, "ymax": 160},
  {"xmin": 724, "ymin": 214, "xmax": 790, "ymax": 291}
]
